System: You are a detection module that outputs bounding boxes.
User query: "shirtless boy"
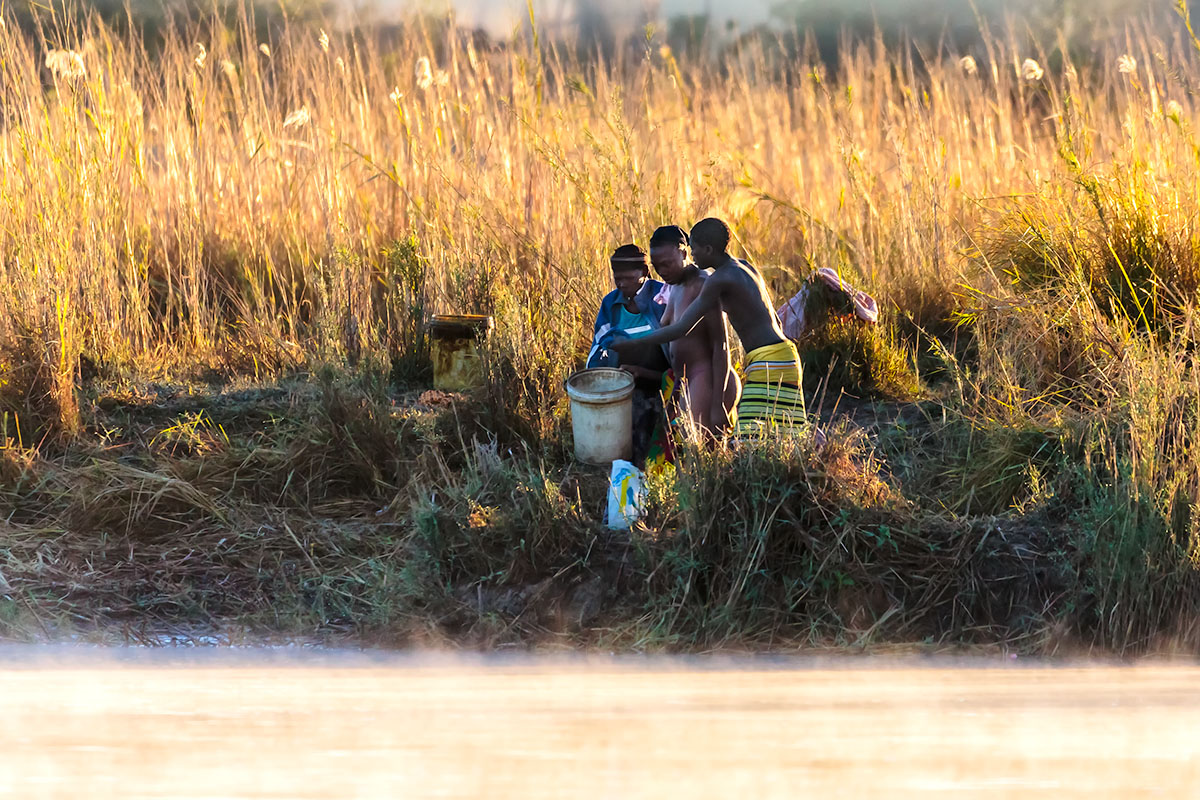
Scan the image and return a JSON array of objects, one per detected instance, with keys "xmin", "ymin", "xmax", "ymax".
[
  {"xmin": 615, "ymin": 218, "xmax": 805, "ymax": 437},
  {"xmin": 648, "ymin": 225, "xmax": 740, "ymax": 434}
]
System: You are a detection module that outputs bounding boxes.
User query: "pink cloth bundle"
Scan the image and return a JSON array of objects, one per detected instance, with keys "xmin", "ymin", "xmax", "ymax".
[{"xmin": 776, "ymin": 267, "xmax": 879, "ymax": 340}]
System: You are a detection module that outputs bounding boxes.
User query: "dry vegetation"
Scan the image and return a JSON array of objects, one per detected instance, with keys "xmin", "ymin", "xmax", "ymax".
[{"xmin": 1, "ymin": 2, "xmax": 1200, "ymax": 652}]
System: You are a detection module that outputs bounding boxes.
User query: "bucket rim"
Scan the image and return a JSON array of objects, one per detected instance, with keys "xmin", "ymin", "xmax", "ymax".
[
  {"xmin": 429, "ymin": 314, "xmax": 494, "ymax": 333},
  {"xmin": 564, "ymin": 367, "xmax": 635, "ymax": 404}
]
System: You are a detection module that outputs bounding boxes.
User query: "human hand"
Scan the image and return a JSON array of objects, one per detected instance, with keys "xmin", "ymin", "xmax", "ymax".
[
  {"xmin": 604, "ymin": 330, "xmax": 633, "ymax": 353},
  {"xmin": 621, "ymin": 365, "xmax": 649, "ymax": 381}
]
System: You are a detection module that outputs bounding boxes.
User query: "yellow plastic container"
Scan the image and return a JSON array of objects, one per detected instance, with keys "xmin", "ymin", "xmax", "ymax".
[{"xmin": 430, "ymin": 314, "xmax": 493, "ymax": 391}]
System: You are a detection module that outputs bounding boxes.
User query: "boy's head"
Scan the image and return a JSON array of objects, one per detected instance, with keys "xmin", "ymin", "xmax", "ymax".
[
  {"xmin": 648, "ymin": 225, "xmax": 691, "ymax": 285},
  {"xmin": 689, "ymin": 217, "xmax": 731, "ymax": 269},
  {"xmin": 610, "ymin": 244, "xmax": 650, "ymax": 300}
]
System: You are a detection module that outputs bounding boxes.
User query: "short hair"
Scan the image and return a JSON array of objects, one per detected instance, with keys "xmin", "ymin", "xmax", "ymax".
[
  {"xmin": 690, "ymin": 218, "xmax": 731, "ymax": 254},
  {"xmin": 649, "ymin": 225, "xmax": 689, "ymax": 249},
  {"xmin": 610, "ymin": 243, "xmax": 648, "ymax": 271}
]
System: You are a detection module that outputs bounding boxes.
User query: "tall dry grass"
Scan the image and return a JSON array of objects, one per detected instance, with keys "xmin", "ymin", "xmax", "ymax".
[
  {"xmin": 0, "ymin": 6, "xmax": 1193, "ymax": 412},
  {"xmin": 1, "ymin": 4, "xmax": 1200, "ymax": 650}
]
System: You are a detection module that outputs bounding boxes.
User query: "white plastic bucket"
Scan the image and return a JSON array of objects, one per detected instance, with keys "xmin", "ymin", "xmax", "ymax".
[{"xmin": 564, "ymin": 368, "xmax": 635, "ymax": 465}]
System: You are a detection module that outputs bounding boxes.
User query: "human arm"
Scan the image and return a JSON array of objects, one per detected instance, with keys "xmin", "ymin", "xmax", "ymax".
[
  {"xmin": 586, "ymin": 296, "xmax": 615, "ymax": 368},
  {"xmin": 611, "ymin": 275, "xmax": 723, "ymax": 351},
  {"xmin": 622, "ymin": 364, "xmax": 662, "ymax": 383},
  {"xmin": 707, "ymin": 309, "xmax": 733, "ymax": 431}
]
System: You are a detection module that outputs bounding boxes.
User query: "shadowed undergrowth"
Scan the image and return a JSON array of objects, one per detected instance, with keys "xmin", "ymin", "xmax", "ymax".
[{"xmin": 0, "ymin": 359, "xmax": 1197, "ymax": 654}]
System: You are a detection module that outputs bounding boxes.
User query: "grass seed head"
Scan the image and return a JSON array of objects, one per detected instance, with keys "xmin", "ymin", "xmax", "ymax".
[
  {"xmin": 415, "ymin": 56, "xmax": 434, "ymax": 90},
  {"xmin": 283, "ymin": 107, "xmax": 310, "ymax": 128},
  {"xmin": 44, "ymin": 49, "xmax": 86, "ymax": 80}
]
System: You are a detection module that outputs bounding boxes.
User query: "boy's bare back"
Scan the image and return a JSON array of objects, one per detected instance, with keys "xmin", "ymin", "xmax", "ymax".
[{"xmin": 708, "ymin": 258, "xmax": 787, "ymax": 354}]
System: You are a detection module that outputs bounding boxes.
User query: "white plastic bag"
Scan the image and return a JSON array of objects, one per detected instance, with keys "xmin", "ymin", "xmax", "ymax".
[{"xmin": 607, "ymin": 459, "xmax": 644, "ymax": 530}]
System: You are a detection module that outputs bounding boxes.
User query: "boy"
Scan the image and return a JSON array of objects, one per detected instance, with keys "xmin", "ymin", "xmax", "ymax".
[
  {"xmin": 648, "ymin": 225, "xmax": 740, "ymax": 435},
  {"xmin": 613, "ymin": 218, "xmax": 805, "ymax": 437},
  {"xmin": 587, "ymin": 244, "xmax": 671, "ymax": 465}
]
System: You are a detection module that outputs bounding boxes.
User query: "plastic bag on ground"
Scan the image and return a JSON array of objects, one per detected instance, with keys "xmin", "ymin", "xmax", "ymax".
[{"xmin": 607, "ymin": 459, "xmax": 644, "ymax": 530}]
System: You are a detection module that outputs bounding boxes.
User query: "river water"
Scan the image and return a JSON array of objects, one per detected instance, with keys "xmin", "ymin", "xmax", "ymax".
[{"xmin": 0, "ymin": 651, "xmax": 1197, "ymax": 798}]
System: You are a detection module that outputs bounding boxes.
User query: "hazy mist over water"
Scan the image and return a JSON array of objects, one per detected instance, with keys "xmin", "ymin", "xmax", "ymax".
[
  {"xmin": 402, "ymin": 1, "xmax": 773, "ymax": 34},
  {"xmin": 365, "ymin": 1, "xmax": 1161, "ymax": 41},
  {"xmin": 3, "ymin": 657, "xmax": 1199, "ymax": 798}
]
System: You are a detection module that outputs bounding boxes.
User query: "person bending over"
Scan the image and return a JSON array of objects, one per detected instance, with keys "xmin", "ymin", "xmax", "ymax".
[
  {"xmin": 614, "ymin": 218, "xmax": 805, "ymax": 437},
  {"xmin": 648, "ymin": 224, "xmax": 740, "ymax": 435},
  {"xmin": 587, "ymin": 244, "xmax": 671, "ymax": 465}
]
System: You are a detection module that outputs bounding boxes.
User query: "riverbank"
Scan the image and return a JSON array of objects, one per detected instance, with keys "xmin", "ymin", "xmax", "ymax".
[
  {"xmin": 3, "ymin": 10, "xmax": 1200, "ymax": 654},
  {"xmin": 0, "ymin": 369, "xmax": 1193, "ymax": 656}
]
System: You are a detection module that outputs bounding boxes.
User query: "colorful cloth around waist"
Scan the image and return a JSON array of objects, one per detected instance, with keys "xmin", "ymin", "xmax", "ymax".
[
  {"xmin": 735, "ymin": 340, "xmax": 806, "ymax": 438},
  {"xmin": 643, "ymin": 369, "xmax": 677, "ymax": 476}
]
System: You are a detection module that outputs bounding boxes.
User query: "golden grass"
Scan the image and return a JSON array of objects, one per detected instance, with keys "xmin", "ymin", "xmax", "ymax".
[
  {"xmin": 1, "ymin": 5, "xmax": 1200, "ymax": 651},
  {"xmin": 0, "ymin": 6, "xmax": 1195, "ymax": 396}
]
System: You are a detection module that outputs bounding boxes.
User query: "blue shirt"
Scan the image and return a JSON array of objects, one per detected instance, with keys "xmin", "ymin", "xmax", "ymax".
[
  {"xmin": 586, "ymin": 281, "xmax": 669, "ymax": 369},
  {"xmin": 615, "ymin": 305, "xmax": 654, "ymax": 339}
]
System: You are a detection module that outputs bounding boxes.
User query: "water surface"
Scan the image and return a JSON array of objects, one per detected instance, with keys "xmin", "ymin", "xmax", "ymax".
[{"xmin": 1, "ymin": 652, "xmax": 1196, "ymax": 798}]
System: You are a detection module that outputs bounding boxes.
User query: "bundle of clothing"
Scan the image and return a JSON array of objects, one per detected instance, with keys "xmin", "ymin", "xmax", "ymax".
[{"xmin": 776, "ymin": 267, "xmax": 879, "ymax": 341}]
